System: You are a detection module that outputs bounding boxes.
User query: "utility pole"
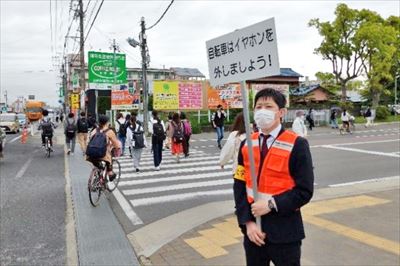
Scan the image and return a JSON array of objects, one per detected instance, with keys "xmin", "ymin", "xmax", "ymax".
[
  {"xmin": 78, "ymin": 0, "xmax": 85, "ymax": 107},
  {"xmin": 140, "ymin": 17, "xmax": 149, "ymax": 133},
  {"xmin": 111, "ymin": 39, "xmax": 119, "ymax": 126}
]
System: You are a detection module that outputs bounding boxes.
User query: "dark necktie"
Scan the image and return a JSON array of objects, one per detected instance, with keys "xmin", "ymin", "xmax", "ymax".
[{"xmin": 260, "ymin": 134, "xmax": 270, "ymax": 163}]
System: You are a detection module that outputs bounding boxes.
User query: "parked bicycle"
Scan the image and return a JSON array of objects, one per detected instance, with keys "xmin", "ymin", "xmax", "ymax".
[
  {"xmin": 88, "ymin": 158, "xmax": 121, "ymax": 207},
  {"xmin": 44, "ymin": 136, "xmax": 52, "ymax": 157}
]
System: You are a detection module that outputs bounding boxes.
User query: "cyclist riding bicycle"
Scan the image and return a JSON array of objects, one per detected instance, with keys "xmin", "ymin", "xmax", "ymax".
[
  {"xmin": 86, "ymin": 115, "xmax": 121, "ymax": 181},
  {"xmin": 341, "ymin": 109, "xmax": 352, "ymax": 133},
  {"xmin": 38, "ymin": 109, "xmax": 57, "ymax": 149}
]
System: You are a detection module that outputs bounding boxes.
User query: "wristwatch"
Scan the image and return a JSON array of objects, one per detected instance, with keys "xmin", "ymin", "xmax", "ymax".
[{"xmin": 268, "ymin": 199, "xmax": 275, "ymax": 211}]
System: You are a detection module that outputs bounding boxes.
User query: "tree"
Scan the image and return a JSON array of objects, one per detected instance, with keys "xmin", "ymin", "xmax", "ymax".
[
  {"xmin": 309, "ymin": 4, "xmax": 369, "ymax": 103},
  {"xmin": 315, "ymin": 72, "xmax": 339, "ymax": 94},
  {"xmin": 356, "ymin": 12, "xmax": 397, "ymax": 107}
]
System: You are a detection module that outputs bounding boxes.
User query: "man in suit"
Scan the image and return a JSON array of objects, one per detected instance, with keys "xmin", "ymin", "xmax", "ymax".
[{"xmin": 234, "ymin": 88, "xmax": 314, "ymax": 266}]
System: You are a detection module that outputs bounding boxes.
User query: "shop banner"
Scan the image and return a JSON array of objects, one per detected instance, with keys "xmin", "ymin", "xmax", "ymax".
[
  {"xmin": 111, "ymin": 90, "xmax": 139, "ymax": 110},
  {"xmin": 252, "ymin": 84, "xmax": 290, "ymax": 107},
  {"xmin": 178, "ymin": 82, "xmax": 203, "ymax": 109},
  {"xmin": 207, "ymin": 82, "xmax": 243, "ymax": 109},
  {"xmin": 153, "ymin": 81, "xmax": 179, "ymax": 110}
]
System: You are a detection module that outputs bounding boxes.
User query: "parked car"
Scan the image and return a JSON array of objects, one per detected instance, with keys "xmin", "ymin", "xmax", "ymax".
[
  {"xmin": 0, "ymin": 113, "xmax": 20, "ymax": 133},
  {"xmin": 17, "ymin": 113, "xmax": 27, "ymax": 127}
]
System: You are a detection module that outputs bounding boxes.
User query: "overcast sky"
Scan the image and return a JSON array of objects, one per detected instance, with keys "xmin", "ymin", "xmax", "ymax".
[{"xmin": 1, "ymin": 0, "xmax": 398, "ymax": 106}]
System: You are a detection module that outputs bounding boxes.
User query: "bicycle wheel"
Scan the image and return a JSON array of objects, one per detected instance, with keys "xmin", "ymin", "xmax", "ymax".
[
  {"xmin": 46, "ymin": 139, "xmax": 51, "ymax": 158},
  {"xmin": 88, "ymin": 169, "xmax": 102, "ymax": 207},
  {"xmin": 107, "ymin": 159, "xmax": 121, "ymax": 192}
]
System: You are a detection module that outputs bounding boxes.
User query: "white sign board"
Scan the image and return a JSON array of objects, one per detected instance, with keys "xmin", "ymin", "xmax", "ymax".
[{"xmin": 206, "ymin": 18, "xmax": 280, "ymax": 87}]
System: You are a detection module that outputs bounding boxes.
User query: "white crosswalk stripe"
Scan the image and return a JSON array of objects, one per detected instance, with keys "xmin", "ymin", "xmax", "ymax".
[{"xmin": 114, "ymin": 146, "xmax": 234, "ymax": 216}]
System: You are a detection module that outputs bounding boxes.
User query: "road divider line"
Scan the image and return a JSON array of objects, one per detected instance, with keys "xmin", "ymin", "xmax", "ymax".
[
  {"xmin": 119, "ymin": 171, "xmax": 232, "ymax": 187},
  {"xmin": 9, "ymin": 135, "xmax": 22, "ymax": 143},
  {"xmin": 112, "ymin": 188, "xmax": 143, "ymax": 225},
  {"xmin": 15, "ymin": 158, "xmax": 32, "ymax": 178},
  {"xmin": 130, "ymin": 189, "xmax": 233, "ymax": 207},
  {"xmin": 329, "ymin": 176, "xmax": 400, "ymax": 188},
  {"xmin": 123, "ymin": 179, "xmax": 233, "ymax": 196},
  {"xmin": 321, "ymin": 145, "xmax": 400, "ymax": 158}
]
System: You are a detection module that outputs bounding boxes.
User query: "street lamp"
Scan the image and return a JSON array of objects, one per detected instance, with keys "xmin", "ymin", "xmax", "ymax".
[{"xmin": 127, "ymin": 36, "xmax": 142, "ymax": 119}]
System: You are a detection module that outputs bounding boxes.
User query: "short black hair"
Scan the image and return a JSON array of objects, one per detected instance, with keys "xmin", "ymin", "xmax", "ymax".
[
  {"xmin": 42, "ymin": 109, "xmax": 49, "ymax": 116},
  {"xmin": 80, "ymin": 111, "xmax": 85, "ymax": 116},
  {"xmin": 254, "ymin": 88, "xmax": 286, "ymax": 109},
  {"xmin": 98, "ymin": 115, "xmax": 109, "ymax": 126},
  {"xmin": 68, "ymin": 113, "xmax": 74, "ymax": 118},
  {"xmin": 217, "ymin": 104, "xmax": 223, "ymax": 109},
  {"xmin": 180, "ymin": 112, "xmax": 186, "ymax": 120},
  {"xmin": 152, "ymin": 110, "xmax": 158, "ymax": 118}
]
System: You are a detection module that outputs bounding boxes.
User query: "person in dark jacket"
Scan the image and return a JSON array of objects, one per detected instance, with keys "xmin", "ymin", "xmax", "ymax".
[
  {"xmin": 234, "ymin": 88, "xmax": 314, "ymax": 266},
  {"xmin": 212, "ymin": 104, "xmax": 226, "ymax": 149}
]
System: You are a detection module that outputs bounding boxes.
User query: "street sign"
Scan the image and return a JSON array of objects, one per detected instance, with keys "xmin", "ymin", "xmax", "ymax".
[
  {"xmin": 88, "ymin": 51, "xmax": 127, "ymax": 85},
  {"xmin": 111, "ymin": 90, "xmax": 139, "ymax": 110},
  {"xmin": 70, "ymin": 93, "xmax": 80, "ymax": 110},
  {"xmin": 206, "ymin": 17, "xmax": 280, "ymax": 86}
]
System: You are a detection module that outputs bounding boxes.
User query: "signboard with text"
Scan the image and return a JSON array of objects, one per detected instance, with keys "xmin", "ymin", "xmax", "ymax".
[
  {"xmin": 178, "ymin": 82, "xmax": 203, "ymax": 109},
  {"xmin": 206, "ymin": 18, "xmax": 280, "ymax": 86},
  {"xmin": 252, "ymin": 84, "xmax": 290, "ymax": 107},
  {"xmin": 70, "ymin": 93, "xmax": 80, "ymax": 110},
  {"xmin": 207, "ymin": 82, "xmax": 243, "ymax": 109},
  {"xmin": 111, "ymin": 90, "xmax": 139, "ymax": 110},
  {"xmin": 88, "ymin": 51, "xmax": 127, "ymax": 85}
]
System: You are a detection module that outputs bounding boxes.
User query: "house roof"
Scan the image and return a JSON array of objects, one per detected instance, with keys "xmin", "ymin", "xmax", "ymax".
[
  {"xmin": 171, "ymin": 67, "xmax": 205, "ymax": 78},
  {"xmin": 346, "ymin": 90, "xmax": 366, "ymax": 102},
  {"xmin": 278, "ymin": 68, "xmax": 303, "ymax": 77},
  {"xmin": 290, "ymin": 84, "xmax": 321, "ymax": 96}
]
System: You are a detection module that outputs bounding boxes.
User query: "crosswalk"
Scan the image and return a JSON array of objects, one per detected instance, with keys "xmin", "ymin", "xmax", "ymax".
[{"xmin": 116, "ymin": 148, "xmax": 234, "ymax": 211}]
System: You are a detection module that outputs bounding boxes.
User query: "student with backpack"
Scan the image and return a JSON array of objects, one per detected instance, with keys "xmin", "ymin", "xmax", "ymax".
[
  {"xmin": 38, "ymin": 109, "xmax": 57, "ymax": 149},
  {"xmin": 127, "ymin": 115, "xmax": 147, "ymax": 173},
  {"xmin": 64, "ymin": 113, "xmax": 77, "ymax": 155},
  {"xmin": 180, "ymin": 112, "xmax": 192, "ymax": 157},
  {"xmin": 116, "ymin": 113, "xmax": 129, "ymax": 155},
  {"xmin": 86, "ymin": 115, "xmax": 121, "ymax": 181},
  {"xmin": 151, "ymin": 111, "xmax": 166, "ymax": 170},
  {"xmin": 77, "ymin": 111, "xmax": 89, "ymax": 155},
  {"xmin": 171, "ymin": 112, "xmax": 184, "ymax": 163}
]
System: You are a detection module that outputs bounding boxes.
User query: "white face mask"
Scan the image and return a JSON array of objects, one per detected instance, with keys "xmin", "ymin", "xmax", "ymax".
[{"xmin": 254, "ymin": 109, "xmax": 276, "ymax": 130}]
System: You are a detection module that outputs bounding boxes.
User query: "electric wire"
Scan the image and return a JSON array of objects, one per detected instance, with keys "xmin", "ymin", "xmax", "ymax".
[{"xmin": 146, "ymin": 0, "xmax": 175, "ymax": 30}]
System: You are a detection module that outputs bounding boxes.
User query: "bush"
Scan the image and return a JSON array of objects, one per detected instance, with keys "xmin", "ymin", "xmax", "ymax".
[{"xmin": 375, "ymin": 106, "xmax": 390, "ymax": 120}]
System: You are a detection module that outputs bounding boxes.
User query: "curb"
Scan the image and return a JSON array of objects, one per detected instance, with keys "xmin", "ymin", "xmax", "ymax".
[{"xmin": 128, "ymin": 176, "xmax": 400, "ymax": 264}]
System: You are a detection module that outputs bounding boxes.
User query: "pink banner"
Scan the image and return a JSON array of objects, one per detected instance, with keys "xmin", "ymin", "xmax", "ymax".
[{"xmin": 178, "ymin": 82, "xmax": 203, "ymax": 109}]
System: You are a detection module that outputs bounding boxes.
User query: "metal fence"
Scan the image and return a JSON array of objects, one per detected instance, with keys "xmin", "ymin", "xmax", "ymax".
[{"xmin": 284, "ymin": 109, "xmax": 330, "ymax": 126}]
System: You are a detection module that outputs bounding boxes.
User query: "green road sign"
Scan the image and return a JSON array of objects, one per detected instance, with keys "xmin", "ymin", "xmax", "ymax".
[{"xmin": 88, "ymin": 51, "xmax": 127, "ymax": 84}]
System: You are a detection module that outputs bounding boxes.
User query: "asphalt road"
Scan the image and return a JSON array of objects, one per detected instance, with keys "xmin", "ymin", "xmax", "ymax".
[
  {"xmin": 0, "ymin": 131, "xmax": 66, "ymax": 265},
  {"xmin": 109, "ymin": 123, "xmax": 400, "ymax": 234}
]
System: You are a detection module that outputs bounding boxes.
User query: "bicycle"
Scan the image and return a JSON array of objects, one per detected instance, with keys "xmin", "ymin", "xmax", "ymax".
[
  {"xmin": 44, "ymin": 136, "xmax": 52, "ymax": 157},
  {"xmin": 88, "ymin": 158, "xmax": 121, "ymax": 207},
  {"xmin": 339, "ymin": 120, "xmax": 355, "ymax": 135}
]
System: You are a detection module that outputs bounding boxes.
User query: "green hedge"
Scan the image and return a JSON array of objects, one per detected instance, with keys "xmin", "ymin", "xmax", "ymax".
[{"xmin": 375, "ymin": 106, "xmax": 390, "ymax": 120}]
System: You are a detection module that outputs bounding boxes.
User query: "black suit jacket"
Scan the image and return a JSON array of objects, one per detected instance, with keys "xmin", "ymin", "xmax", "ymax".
[{"xmin": 234, "ymin": 127, "xmax": 314, "ymax": 244}]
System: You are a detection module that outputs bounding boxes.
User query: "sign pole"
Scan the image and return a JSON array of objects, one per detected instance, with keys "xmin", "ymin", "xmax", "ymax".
[{"xmin": 240, "ymin": 80, "xmax": 261, "ymax": 228}]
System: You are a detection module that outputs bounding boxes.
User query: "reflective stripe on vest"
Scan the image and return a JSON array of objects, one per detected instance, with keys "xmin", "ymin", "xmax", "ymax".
[{"xmin": 242, "ymin": 130, "xmax": 298, "ymax": 203}]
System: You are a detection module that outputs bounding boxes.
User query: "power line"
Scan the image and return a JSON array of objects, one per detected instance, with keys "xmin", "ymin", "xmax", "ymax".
[{"xmin": 146, "ymin": 0, "xmax": 175, "ymax": 30}]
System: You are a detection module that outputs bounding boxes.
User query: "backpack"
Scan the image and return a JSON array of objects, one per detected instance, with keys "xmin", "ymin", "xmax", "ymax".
[
  {"xmin": 172, "ymin": 122, "xmax": 184, "ymax": 144},
  {"xmin": 86, "ymin": 128, "xmax": 109, "ymax": 159},
  {"xmin": 66, "ymin": 120, "xmax": 76, "ymax": 138},
  {"xmin": 183, "ymin": 120, "xmax": 192, "ymax": 136},
  {"xmin": 153, "ymin": 122, "xmax": 166, "ymax": 142},
  {"xmin": 41, "ymin": 119, "xmax": 53, "ymax": 135},
  {"xmin": 117, "ymin": 121, "xmax": 128, "ymax": 137},
  {"xmin": 77, "ymin": 118, "xmax": 89, "ymax": 133},
  {"xmin": 130, "ymin": 125, "xmax": 145, "ymax": 149}
]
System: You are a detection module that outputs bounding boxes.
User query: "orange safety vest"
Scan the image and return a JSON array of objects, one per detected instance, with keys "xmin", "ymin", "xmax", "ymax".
[{"xmin": 242, "ymin": 130, "xmax": 298, "ymax": 203}]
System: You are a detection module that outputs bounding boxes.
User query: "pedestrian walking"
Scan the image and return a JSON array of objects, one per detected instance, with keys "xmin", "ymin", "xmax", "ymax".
[
  {"xmin": 341, "ymin": 109, "xmax": 351, "ymax": 133},
  {"xmin": 364, "ymin": 107, "xmax": 373, "ymax": 127},
  {"xmin": 306, "ymin": 108, "xmax": 315, "ymax": 130},
  {"xmin": 171, "ymin": 112, "xmax": 184, "ymax": 162},
  {"xmin": 234, "ymin": 88, "xmax": 314, "ymax": 266},
  {"xmin": 212, "ymin": 104, "xmax": 226, "ymax": 149},
  {"xmin": 330, "ymin": 109, "xmax": 339, "ymax": 129},
  {"xmin": 64, "ymin": 113, "xmax": 77, "ymax": 155},
  {"xmin": 151, "ymin": 111, "xmax": 166, "ymax": 170},
  {"xmin": 87, "ymin": 114, "xmax": 97, "ymax": 130},
  {"xmin": 116, "ymin": 113, "xmax": 129, "ymax": 155},
  {"xmin": 164, "ymin": 113, "xmax": 173, "ymax": 149},
  {"xmin": 180, "ymin": 112, "xmax": 192, "ymax": 157},
  {"xmin": 219, "ymin": 112, "xmax": 246, "ymax": 174},
  {"xmin": 60, "ymin": 113, "xmax": 64, "ymax": 123},
  {"xmin": 127, "ymin": 115, "xmax": 147, "ymax": 173},
  {"xmin": 292, "ymin": 110, "xmax": 308, "ymax": 137},
  {"xmin": 77, "ymin": 111, "xmax": 89, "ymax": 155}
]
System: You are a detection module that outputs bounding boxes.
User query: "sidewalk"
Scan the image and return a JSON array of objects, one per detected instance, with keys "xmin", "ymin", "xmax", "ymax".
[
  {"xmin": 66, "ymin": 145, "xmax": 140, "ymax": 265},
  {"xmin": 146, "ymin": 179, "xmax": 400, "ymax": 266}
]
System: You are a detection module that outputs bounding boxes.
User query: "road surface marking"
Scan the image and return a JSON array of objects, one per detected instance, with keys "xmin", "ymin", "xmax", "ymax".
[
  {"xmin": 121, "ymin": 165, "xmax": 232, "ymax": 179},
  {"xmin": 321, "ymin": 145, "xmax": 400, "ymax": 158},
  {"xmin": 130, "ymin": 189, "xmax": 232, "ymax": 207},
  {"xmin": 123, "ymin": 179, "xmax": 233, "ymax": 196},
  {"xmin": 15, "ymin": 158, "xmax": 33, "ymax": 178},
  {"xmin": 328, "ymin": 176, "xmax": 400, "ymax": 188},
  {"xmin": 122, "ymin": 159, "xmax": 222, "ymax": 172},
  {"xmin": 311, "ymin": 139, "xmax": 399, "ymax": 148},
  {"xmin": 112, "ymin": 188, "xmax": 143, "ymax": 225},
  {"xmin": 9, "ymin": 135, "xmax": 22, "ymax": 143},
  {"xmin": 118, "ymin": 171, "xmax": 232, "ymax": 187},
  {"xmin": 118, "ymin": 154, "xmax": 218, "ymax": 166}
]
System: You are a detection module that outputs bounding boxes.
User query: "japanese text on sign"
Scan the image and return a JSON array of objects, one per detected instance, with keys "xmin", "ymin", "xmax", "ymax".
[{"xmin": 206, "ymin": 18, "xmax": 280, "ymax": 86}]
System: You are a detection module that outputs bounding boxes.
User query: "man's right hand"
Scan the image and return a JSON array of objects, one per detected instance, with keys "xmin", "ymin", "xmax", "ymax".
[{"xmin": 245, "ymin": 221, "xmax": 266, "ymax": 246}]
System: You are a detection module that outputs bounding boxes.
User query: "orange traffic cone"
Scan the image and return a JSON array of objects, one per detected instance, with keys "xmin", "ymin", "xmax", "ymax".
[{"xmin": 21, "ymin": 127, "xmax": 28, "ymax": 144}]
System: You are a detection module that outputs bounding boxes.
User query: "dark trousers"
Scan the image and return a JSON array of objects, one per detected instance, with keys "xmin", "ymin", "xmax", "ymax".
[
  {"xmin": 41, "ymin": 133, "xmax": 53, "ymax": 146},
  {"xmin": 152, "ymin": 140, "xmax": 163, "ymax": 167},
  {"xmin": 308, "ymin": 119, "xmax": 314, "ymax": 130},
  {"xmin": 243, "ymin": 236, "xmax": 301, "ymax": 266},
  {"xmin": 182, "ymin": 135, "xmax": 190, "ymax": 156}
]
